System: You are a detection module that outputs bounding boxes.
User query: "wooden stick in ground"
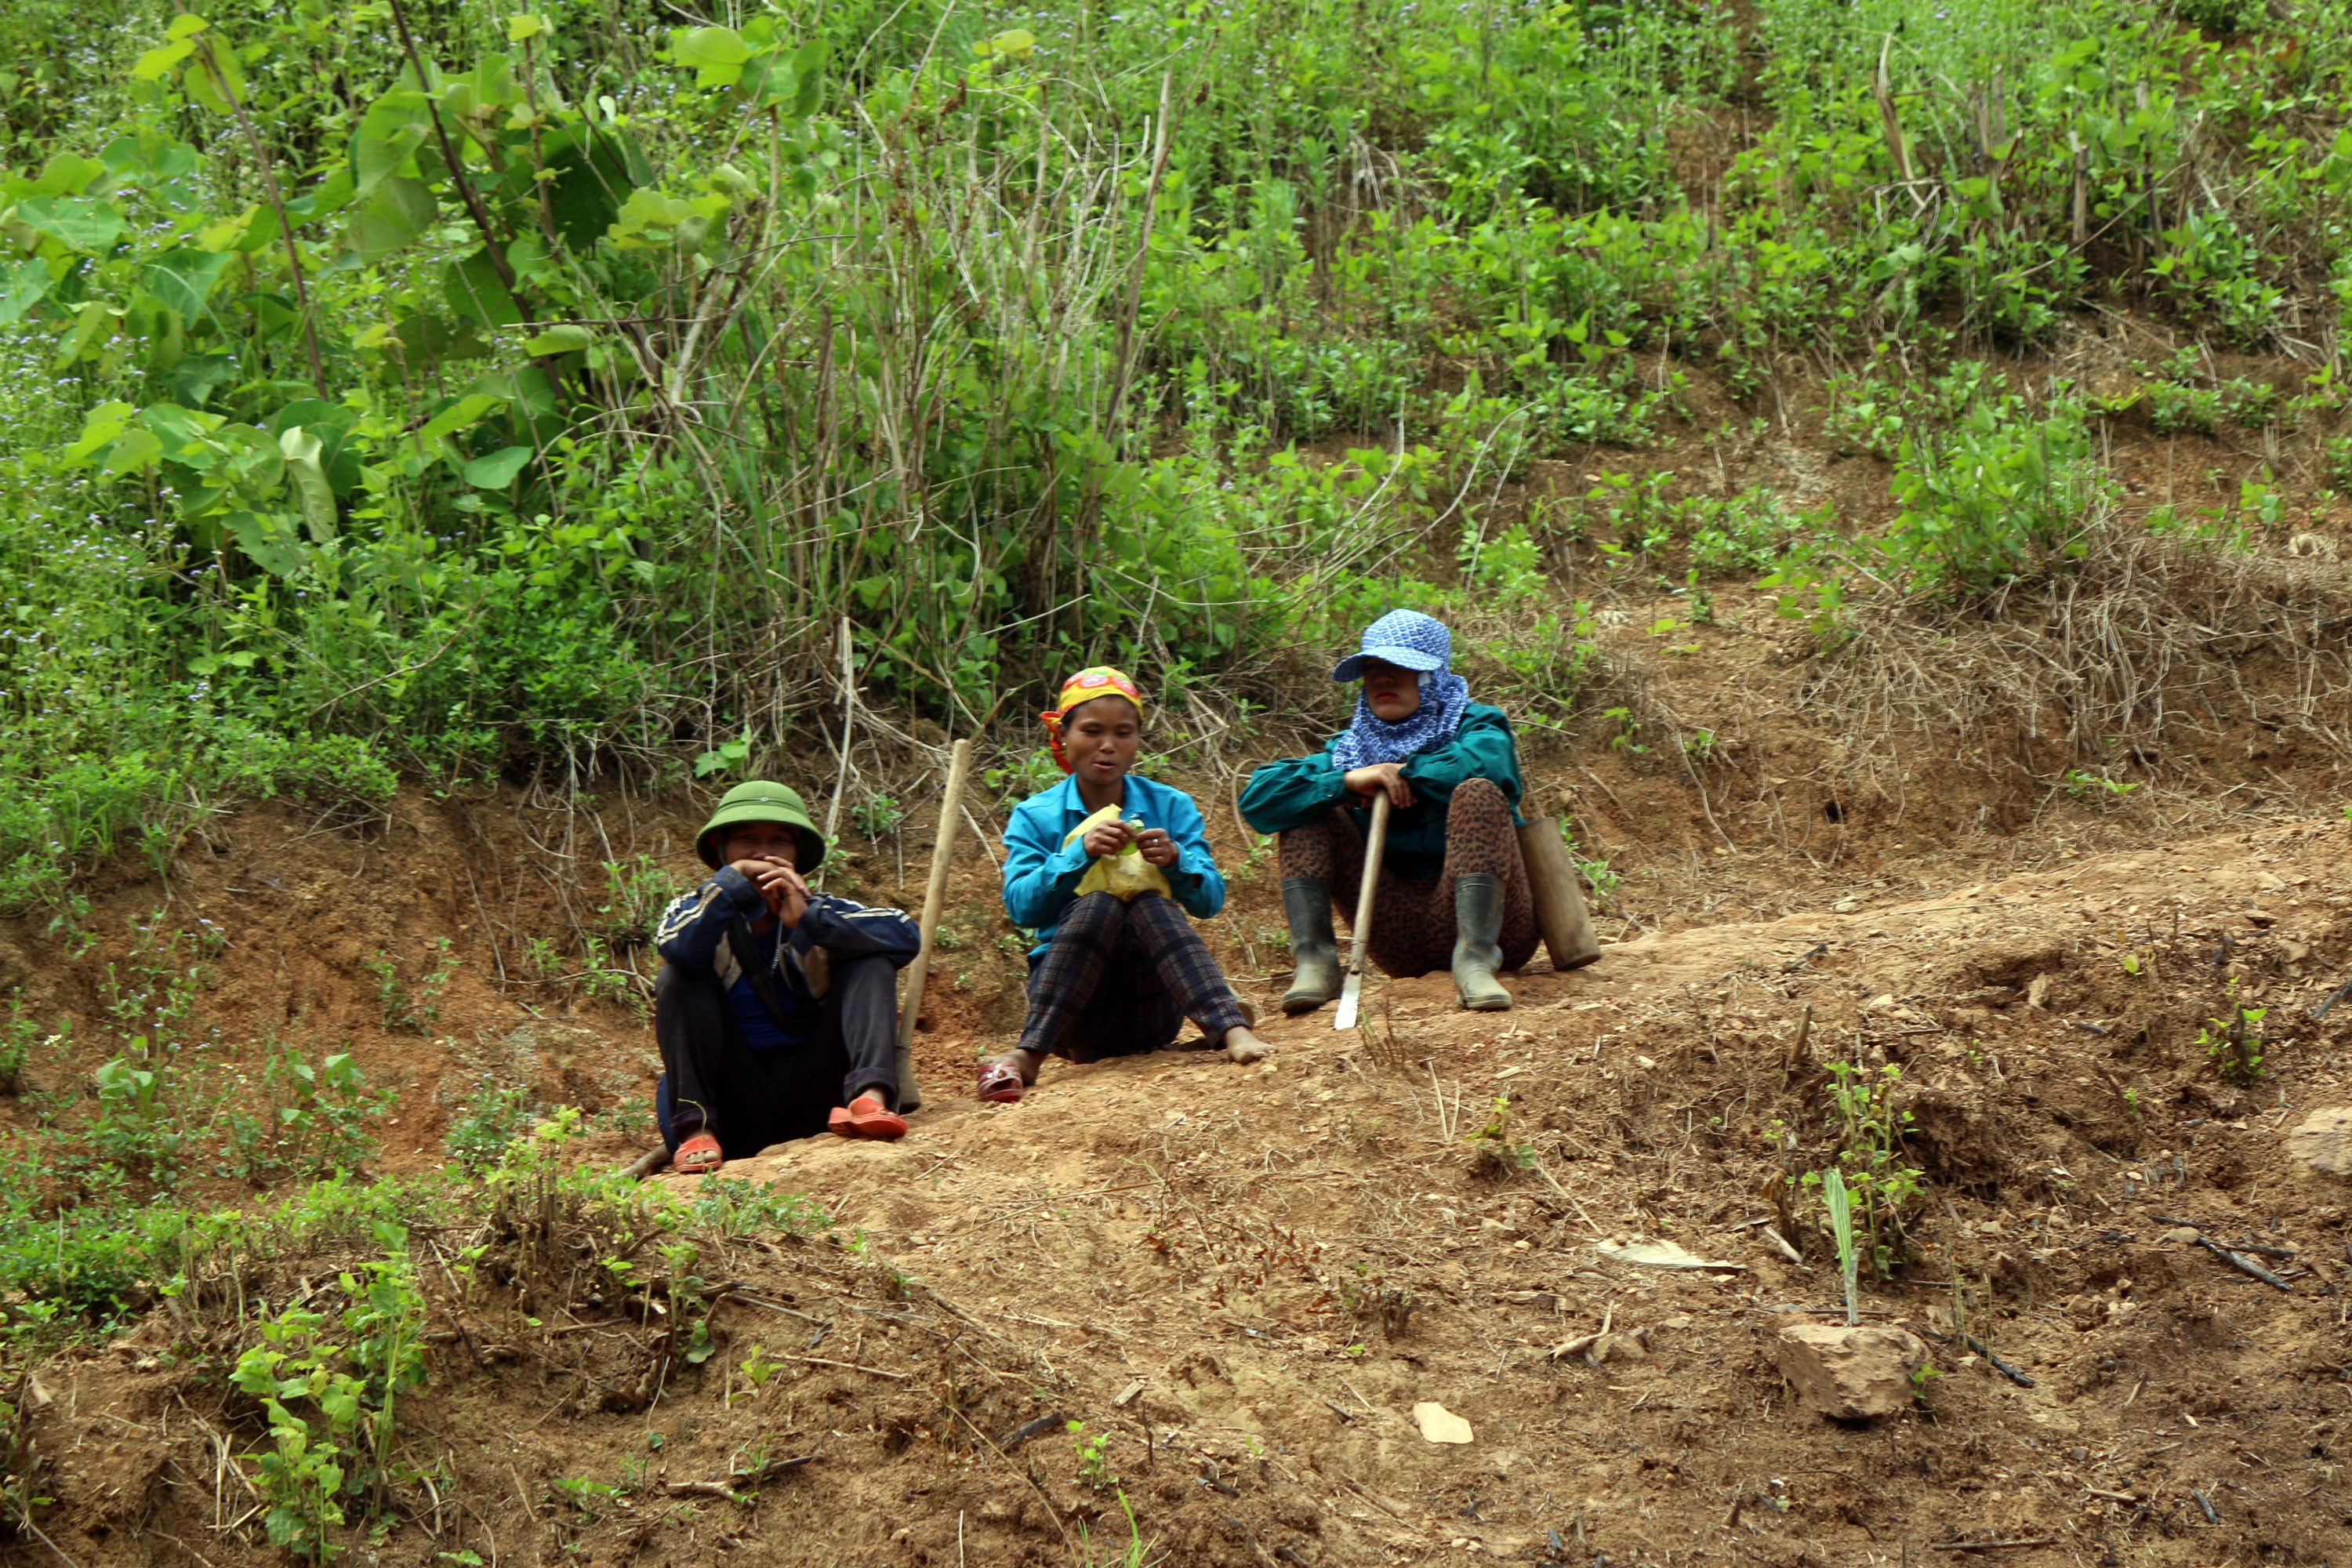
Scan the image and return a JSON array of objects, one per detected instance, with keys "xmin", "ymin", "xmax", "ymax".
[
  {"xmin": 1334, "ymin": 793, "xmax": 1392, "ymax": 1031},
  {"xmin": 895, "ymin": 738, "xmax": 975, "ymax": 1113},
  {"xmin": 819, "ymin": 616, "xmax": 856, "ymax": 883}
]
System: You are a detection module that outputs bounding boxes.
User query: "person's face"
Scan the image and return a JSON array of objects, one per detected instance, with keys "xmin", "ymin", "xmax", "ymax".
[
  {"xmin": 1361, "ymin": 659, "xmax": 1421, "ymax": 723},
  {"xmin": 721, "ymin": 821, "xmax": 801, "ymax": 866},
  {"xmin": 1062, "ymin": 695, "xmax": 1141, "ymax": 788}
]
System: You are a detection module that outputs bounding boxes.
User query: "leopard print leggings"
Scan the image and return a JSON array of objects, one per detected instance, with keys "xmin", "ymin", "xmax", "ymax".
[{"xmin": 1277, "ymin": 777, "xmax": 1538, "ymax": 978}]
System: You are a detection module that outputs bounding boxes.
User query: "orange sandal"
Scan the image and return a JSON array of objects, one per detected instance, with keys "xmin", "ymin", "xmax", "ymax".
[
  {"xmin": 827, "ymin": 1094, "xmax": 909, "ymax": 1141},
  {"xmin": 673, "ymin": 1131, "xmax": 724, "ymax": 1174}
]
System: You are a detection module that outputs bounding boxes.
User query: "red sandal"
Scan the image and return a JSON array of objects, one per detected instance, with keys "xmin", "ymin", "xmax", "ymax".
[
  {"xmin": 976, "ymin": 1060, "xmax": 1025, "ymax": 1104},
  {"xmin": 828, "ymin": 1094, "xmax": 909, "ymax": 1141},
  {"xmin": 674, "ymin": 1131, "xmax": 724, "ymax": 1174}
]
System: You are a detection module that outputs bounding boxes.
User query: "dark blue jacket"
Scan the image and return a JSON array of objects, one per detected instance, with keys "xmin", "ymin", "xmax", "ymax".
[{"xmin": 656, "ymin": 868, "xmax": 920, "ymax": 1018}]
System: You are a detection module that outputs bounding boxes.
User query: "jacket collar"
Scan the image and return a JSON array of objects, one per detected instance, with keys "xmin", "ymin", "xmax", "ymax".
[{"xmin": 1037, "ymin": 771, "xmax": 1147, "ymax": 822}]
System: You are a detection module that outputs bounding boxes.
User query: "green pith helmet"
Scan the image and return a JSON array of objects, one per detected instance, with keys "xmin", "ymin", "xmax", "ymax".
[{"xmin": 695, "ymin": 781, "xmax": 827, "ymax": 873}]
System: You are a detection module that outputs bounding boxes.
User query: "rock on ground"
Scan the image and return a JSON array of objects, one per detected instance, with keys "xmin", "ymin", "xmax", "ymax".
[
  {"xmin": 1773, "ymin": 1323, "xmax": 1929, "ymax": 1420},
  {"xmin": 2286, "ymin": 1106, "xmax": 2352, "ymax": 1178}
]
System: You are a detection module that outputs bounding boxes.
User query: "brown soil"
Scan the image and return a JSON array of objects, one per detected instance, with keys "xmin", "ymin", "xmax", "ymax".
[
  {"xmin": 7, "ymin": 350, "xmax": 2352, "ymax": 1568},
  {"xmin": 9, "ymin": 762, "xmax": 2352, "ymax": 1566}
]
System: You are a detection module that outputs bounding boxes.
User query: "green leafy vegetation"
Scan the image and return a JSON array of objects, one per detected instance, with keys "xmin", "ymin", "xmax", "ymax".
[
  {"xmin": 1799, "ymin": 1059, "xmax": 1926, "ymax": 1280},
  {"xmin": 0, "ymin": 0, "xmax": 2332, "ymax": 919},
  {"xmin": 2200, "ymin": 980, "xmax": 2268, "ymax": 1085}
]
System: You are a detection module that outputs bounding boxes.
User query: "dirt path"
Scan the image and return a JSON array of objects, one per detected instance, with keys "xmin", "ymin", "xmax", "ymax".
[
  {"xmin": 602, "ymin": 816, "xmax": 2352, "ymax": 1566},
  {"xmin": 15, "ymin": 807, "xmax": 2352, "ymax": 1567}
]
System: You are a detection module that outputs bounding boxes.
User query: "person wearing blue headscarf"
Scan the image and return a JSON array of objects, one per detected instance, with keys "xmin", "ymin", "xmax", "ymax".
[{"xmin": 1240, "ymin": 610, "xmax": 1536, "ymax": 1013}]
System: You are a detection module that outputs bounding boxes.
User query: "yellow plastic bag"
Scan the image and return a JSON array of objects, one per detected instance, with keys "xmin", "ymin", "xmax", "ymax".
[{"xmin": 1064, "ymin": 804, "xmax": 1174, "ymax": 902}]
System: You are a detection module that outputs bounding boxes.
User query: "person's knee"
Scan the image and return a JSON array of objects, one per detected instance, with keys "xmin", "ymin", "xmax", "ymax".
[
  {"xmin": 1060, "ymin": 891, "xmax": 1127, "ymax": 931},
  {"xmin": 1452, "ymin": 777, "xmax": 1508, "ymax": 814}
]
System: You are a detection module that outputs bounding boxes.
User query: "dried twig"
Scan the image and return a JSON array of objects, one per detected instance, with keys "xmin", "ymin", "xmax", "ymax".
[
  {"xmin": 2196, "ymin": 1235, "xmax": 2292, "ymax": 1290},
  {"xmin": 1929, "ymin": 1540, "xmax": 2057, "ymax": 1553},
  {"xmin": 662, "ymin": 1454, "xmax": 815, "ymax": 1499}
]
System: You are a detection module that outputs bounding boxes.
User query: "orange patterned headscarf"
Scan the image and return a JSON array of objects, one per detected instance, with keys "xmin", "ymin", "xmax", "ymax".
[{"xmin": 1041, "ymin": 666, "xmax": 1145, "ymax": 773}]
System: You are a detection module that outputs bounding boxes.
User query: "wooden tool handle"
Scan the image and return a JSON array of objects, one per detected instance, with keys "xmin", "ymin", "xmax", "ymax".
[
  {"xmin": 894, "ymin": 738, "xmax": 975, "ymax": 1112},
  {"xmin": 1345, "ymin": 793, "xmax": 1393, "ymax": 975}
]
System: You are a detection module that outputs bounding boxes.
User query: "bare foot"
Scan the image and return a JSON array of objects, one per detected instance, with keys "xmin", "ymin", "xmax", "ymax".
[{"xmin": 1221, "ymin": 1026, "xmax": 1269, "ymax": 1065}]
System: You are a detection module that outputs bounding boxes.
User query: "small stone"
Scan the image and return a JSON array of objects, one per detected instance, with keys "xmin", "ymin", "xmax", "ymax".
[
  {"xmin": 1773, "ymin": 1324, "xmax": 1929, "ymax": 1420},
  {"xmin": 2285, "ymin": 1107, "xmax": 2352, "ymax": 1178},
  {"xmin": 1413, "ymin": 1402, "xmax": 1474, "ymax": 1444},
  {"xmin": 2162, "ymin": 1226, "xmax": 2201, "ymax": 1245},
  {"xmin": 2246, "ymin": 909, "xmax": 2278, "ymax": 927},
  {"xmin": 1832, "ymin": 898, "xmax": 1862, "ymax": 914}
]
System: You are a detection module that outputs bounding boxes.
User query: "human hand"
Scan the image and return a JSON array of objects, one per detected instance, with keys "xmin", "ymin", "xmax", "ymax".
[
  {"xmin": 735, "ymin": 857, "xmax": 811, "ymax": 928},
  {"xmin": 1341, "ymin": 762, "xmax": 1414, "ymax": 808},
  {"xmin": 1135, "ymin": 827, "xmax": 1178, "ymax": 867},
  {"xmin": 1082, "ymin": 818, "xmax": 1136, "ymax": 859}
]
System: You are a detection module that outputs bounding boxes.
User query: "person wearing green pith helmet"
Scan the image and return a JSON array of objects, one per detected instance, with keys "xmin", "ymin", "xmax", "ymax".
[{"xmin": 652, "ymin": 782, "xmax": 923, "ymax": 1174}]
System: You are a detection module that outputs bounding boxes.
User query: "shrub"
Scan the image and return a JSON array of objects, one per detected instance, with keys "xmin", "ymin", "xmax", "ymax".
[{"xmin": 1880, "ymin": 402, "xmax": 2104, "ymax": 595}]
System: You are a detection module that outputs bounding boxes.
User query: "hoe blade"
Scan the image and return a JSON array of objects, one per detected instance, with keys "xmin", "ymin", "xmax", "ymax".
[{"xmin": 1333, "ymin": 968, "xmax": 1363, "ymax": 1031}]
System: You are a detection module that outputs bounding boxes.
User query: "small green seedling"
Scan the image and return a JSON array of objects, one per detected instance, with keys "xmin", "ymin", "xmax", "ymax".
[{"xmin": 1824, "ymin": 1167, "xmax": 1858, "ymax": 1327}]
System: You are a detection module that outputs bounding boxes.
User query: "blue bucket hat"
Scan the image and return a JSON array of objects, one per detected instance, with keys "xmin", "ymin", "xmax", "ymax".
[{"xmin": 1330, "ymin": 609, "xmax": 1453, "ymax": 683}]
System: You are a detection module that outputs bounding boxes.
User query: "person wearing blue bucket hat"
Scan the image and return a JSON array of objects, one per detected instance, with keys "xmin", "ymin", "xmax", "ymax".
[{"xmin": 1240, "ymin": 610, "xmax": 1535, "ymax": 1011}]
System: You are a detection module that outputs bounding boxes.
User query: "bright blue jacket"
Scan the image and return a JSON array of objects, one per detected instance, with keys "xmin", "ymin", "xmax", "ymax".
[{"xmin": 1000, "ymin": 773, "xmax": 1226, "ymax": 964}]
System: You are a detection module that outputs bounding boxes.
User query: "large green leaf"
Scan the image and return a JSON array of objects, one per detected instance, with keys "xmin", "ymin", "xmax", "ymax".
[
  {"xmin": 139, "ymin": 402, "xmax": 228, "ymax": 467},
  {"xmin": 61, "ymin": 401, "xmax": 137, "ymax": 466},
  {"xmin": 608, "ymin": 187, "xmax": 700, "ymax": 249},
  {"xmin": 226, "ymin": 510, "xmax": 309, "ymax": 577},
  {"xmin": 353, "ymin": 89, "xmax": 433, "ymax": 198},
  {"xmin": 143, "ymin": 250, "xmax": 234, "ymax": 320},
  {"xmin": 26, "ymin": 152, "xmax": 107, "ymax": 197},
  {"xmin": 542, "ymin": 125, "xmax": 647, "ymax": 252},
  {"xmin": 163, "ymin": 353, "xmax": 238, "ymax": 408},
  {"xmin": 463, "ymin": 445, "xmax": 534, "ymax": 488},
  {"xmin": 443, "ymin": 55, "xmax": 520, "ymax": 123},
  {"xmin": 180, "ymin": 34, "xmax": 248, "ymax": 118},
  {"xmin": 347, "ymin": 176, "xmax": 437, "ymax": 262},
  {"xmin": 521, "ymin": 324, "xmax": 592, "ymax": 354},
  {"xmin": 789, "ymin": 41, "xmax": 827, "ymax": 117},
  {"xmin": 0, "ymin": 258, "xmax": 53, "ymax": 326},
  {"xmin": 99, "ymin": 132, "xmax": 202, "ymax": 211},
  {"xmin": 394, "ymin": 314, "xmax": 491, "ymax": 365},
  {"xmin": 267, "ymin": 401, "xmax": 364, "ymax": 495},
  {"xmin": 100, "ymin": 427, "xmax": 164, "ymax": 477},
  {"xmin": 673, "ymin": 26, "xmax": 751, "ymax": 86},
  {"xmin": 278, "ymin": 428, "xmax": 339, "ymax": 542},
  {"xmin": 468, "ymin": 366, "xmax": 561, "ymax": 445},
  {"xmin": 443, "ymin": 248, "xmax": 524, "ymax": 328},
  {"xmin": 418, "ymin": 393, "xmax": 503, "ymax": 443},
  {"xmin": 16, "ymin": 196, "xmax": 124, "ymax": 252}
]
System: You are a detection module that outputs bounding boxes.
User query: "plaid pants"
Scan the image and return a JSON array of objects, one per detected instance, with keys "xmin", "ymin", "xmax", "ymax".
[
  {"xmin": 1277, "ymin": 776, "xmax": 1538, "ymax": 978},
  {"xmin": 1018, "ymin": 891, "xmax": 1250, "ymax": 1062}
]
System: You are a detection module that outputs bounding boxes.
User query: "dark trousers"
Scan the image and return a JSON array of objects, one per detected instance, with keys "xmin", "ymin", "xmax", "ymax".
[
  {"xmin": 655, "ymin": 953, "xmax": 898, "ymax": 1155},
  {"xmin": 1016, "ymin": 891, "xmax": 1248, "ymax": 1063}
]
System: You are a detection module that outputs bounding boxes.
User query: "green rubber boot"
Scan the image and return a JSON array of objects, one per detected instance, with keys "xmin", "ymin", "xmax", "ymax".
[
  {"xmin": 1279, "ymin": 877, "xmax": 1341, "ymax": 1014},
  {"xmin": 1453, "ymin": 873, "xmax": 1513, "ymax": 1011}
]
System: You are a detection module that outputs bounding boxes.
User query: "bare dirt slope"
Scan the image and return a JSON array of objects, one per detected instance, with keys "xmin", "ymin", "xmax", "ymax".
[{"xmin": 20, "ymin": 812, "xmax": 2352, "ymax": 1568}]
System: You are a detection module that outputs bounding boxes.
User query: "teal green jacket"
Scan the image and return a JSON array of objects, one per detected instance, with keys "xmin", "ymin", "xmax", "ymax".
[{"xmin": 1238, "ymin": 703, "xmax": 1526, "ymax": 883}]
